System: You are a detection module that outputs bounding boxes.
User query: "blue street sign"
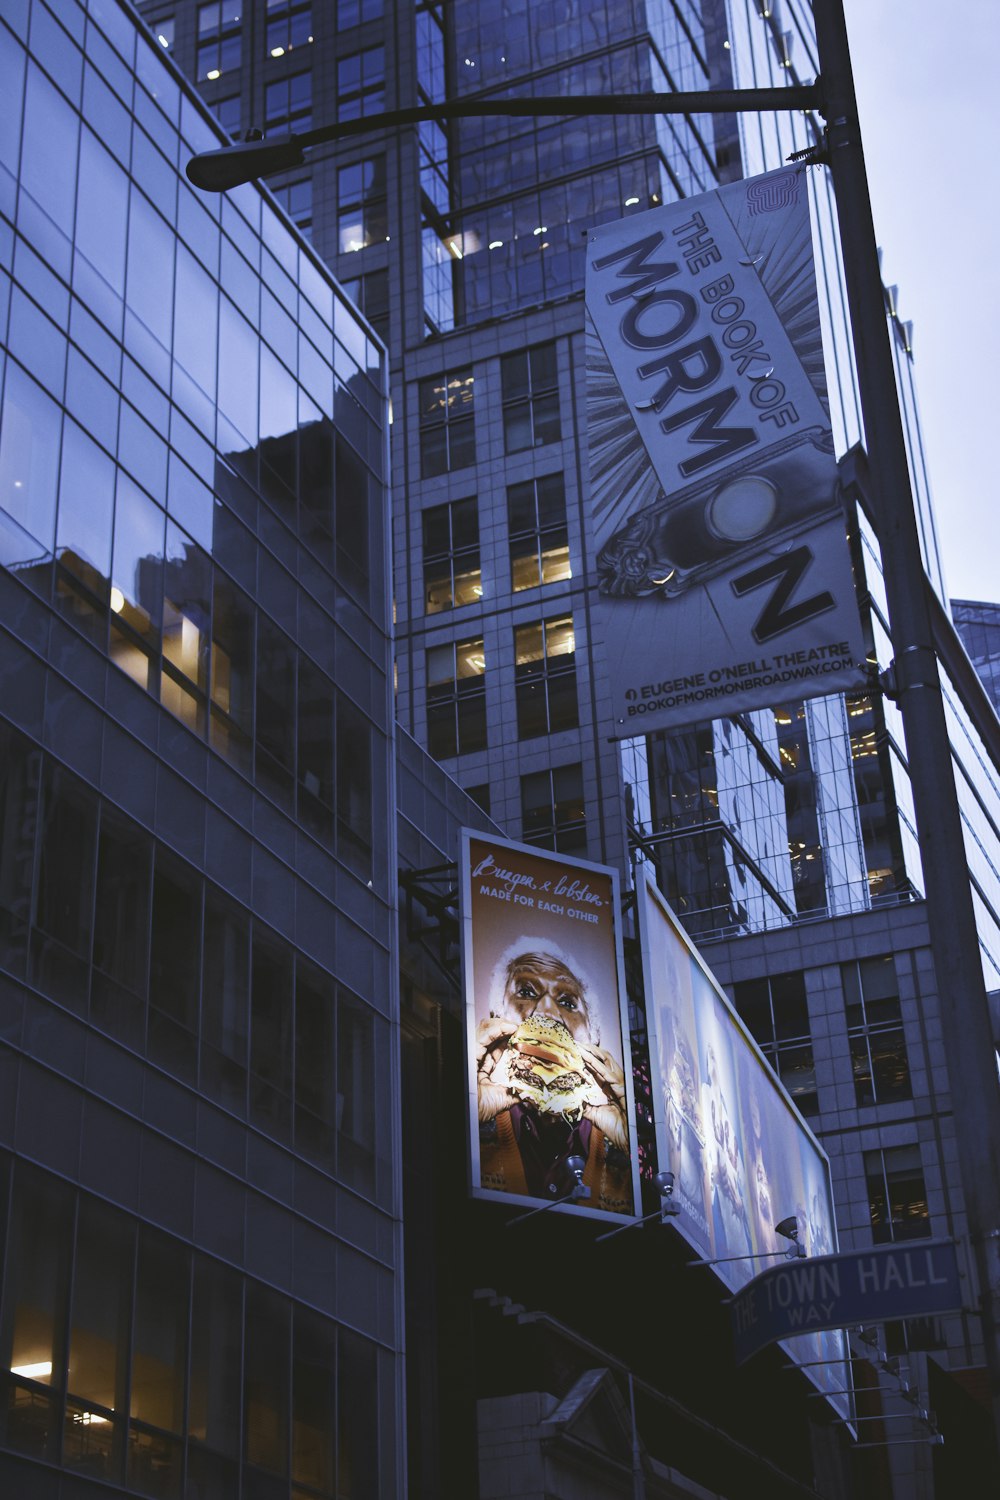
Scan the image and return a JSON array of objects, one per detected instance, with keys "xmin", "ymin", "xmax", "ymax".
[{"xmin": 730, "ymin": 1239, "xmax": 965, "ymax": 1365}]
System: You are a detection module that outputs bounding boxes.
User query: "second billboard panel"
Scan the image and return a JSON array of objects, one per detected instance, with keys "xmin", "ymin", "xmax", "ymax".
[{"xmin": 462, "ymin": 831, "xmax": 639, "ymax": 1220}]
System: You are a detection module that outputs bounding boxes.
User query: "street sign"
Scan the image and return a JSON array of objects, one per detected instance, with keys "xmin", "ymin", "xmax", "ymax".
[{"xmin": 730, "ymin": 1239, "xmax": 965, "ymax": 1365}]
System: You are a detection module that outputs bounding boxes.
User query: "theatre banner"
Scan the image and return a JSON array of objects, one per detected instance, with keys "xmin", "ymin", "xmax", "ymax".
[
  {"xmin": 461, "ymin": 830, "xmax": 639, "ymax": 1220},
  {"xmin": 586, "ymin": 167, "xmax": 867, "ymax": 737},
  {"xmin": 638, "ymin": 873, "xmax": 851, "ymax": 1413}
]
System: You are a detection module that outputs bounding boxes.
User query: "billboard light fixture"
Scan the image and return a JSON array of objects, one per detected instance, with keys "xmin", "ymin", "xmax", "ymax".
[
  {"xmin": 503, "ymin": 1155, "xmax": 590, "ymax": 1228},
  {"xmin": 594, "ymin": 1171, "xmax": 681, "ymax": 1243},
  {"xmin": 775, "ymin": 1215, "xmax": 807, "ymax": 1258}
]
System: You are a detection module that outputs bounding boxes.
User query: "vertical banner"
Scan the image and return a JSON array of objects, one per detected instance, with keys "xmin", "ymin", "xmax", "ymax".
[
  {"xmin": 637, "ymin": 873, "xmax": 851, "ymax": 1413},
  {"xmin": 586, "ymin": 168, "xmax": 867, "ymax": 737},
  {"xmin": 461, "ymin": 831, "xmax": 639, "ymax": 1219}
]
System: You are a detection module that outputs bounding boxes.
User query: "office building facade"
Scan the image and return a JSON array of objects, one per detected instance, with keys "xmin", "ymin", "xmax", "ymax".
[
  {"xmin": 20, "ymin": 0, "xmax": 1000, "ymax": 1496},
  {"xmin": 953, "ymin": 598, "xmax": 1000, "ymax": 718},
  {"xmin": 0, "ymin": 1, "xmax": 405, "ymax": 1494}
]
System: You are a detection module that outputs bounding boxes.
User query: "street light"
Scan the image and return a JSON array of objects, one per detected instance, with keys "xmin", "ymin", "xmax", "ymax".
[{"xmin": 186, "ymin": 87, "xmax": 821, "ymax": 192}]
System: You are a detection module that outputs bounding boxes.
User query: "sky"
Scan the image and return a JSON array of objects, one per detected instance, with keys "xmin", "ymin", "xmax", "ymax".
[{"xmin": 842, "ymin": 0, "xmax": 999, "ymax": 604}]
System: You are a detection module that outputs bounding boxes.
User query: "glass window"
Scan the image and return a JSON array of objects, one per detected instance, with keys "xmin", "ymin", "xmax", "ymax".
[
  {"xmin": 337, "ymin": 46, "xmax": 384, "ymax": 121},
  {"xmin": 844, "ymin": 955, "xmax": 911, "ymax": 1108},
  {"xmin": 418, "ymin": 368, "xmax": 474, "ymax": 478},
  {"xmin": 426, "ymin": 637, "xmax": 486, "ymax": 760},
  {"xmin": 271, "ymin": 175, "xmax": 312, "ymax": 236},
  {"xmin": 128, "ymin": 1229, "xmax": 188, "ymax": 1494},
  {"xmin": 91, "ymin": 810, "xmax": 151, "ymax": 1043},
  {"xmin": 32, "ymin": 760, "xmax": 96, "ymax": 1008},
  {"xmin": 514, "ymin": 614, "xmax": 578, "ymax": 739},
  {"xmin": 64, "ymin": 1198, "xmax": 134, "ymax": 1481},
  {"xmin": 337, "ymin": 1328, "xmax": 379, "ymax": 1496},
  {"xmin": 244, "ymin": 1283, "xmax": 290, "ymax": 1480},
  {"xmin": 334, "ymin": 433, "xmax": 370, "ymax": 599},
  {"xmin": 251, "ymin": 930, "xmax": 294, "ymax": 1137},
  {"xmin": 292, "ymin": 1308, "xmax": 335, "ymax": 1491},
  {"xmin": 337, "ymin": 0, "xmax": 383, "ymax": 27},
  {"xmin": 110, "ymin": 477, "xmax": 165, "ymax": 693},
  {"xmin": 212, "ymin": 93, "xmax": 241, "ymax": 136},
  {"xmin": 0, "ymin": 361, "xmax": 61, "ymax": 555},
  {"xmin": 865, "ymin": 1144, "xmax": 932, "ymax": 1244},
  {"xmin": 265, "ymin": 70, "xmax": 311, "ymax": 132},
  {"xmin": 210, "ymin": 571, "xmax": 254, "ymax": 770},
  {"xmin": 54, "ymin": 420, "xmax": 115, "ymax": 644},
  {"xmin": 197, "ymin": 0, "xmax": 243, "ymax": 81},
  {"xmin": 148, "ymin": 852, "xmax": 202, "ymax": 1081},
  {"xmin": 337, "ymin": 990, "xmax": 376, "ymax": 1193},
  {"xmin": 266, "ymin": 0, "xmax": 313, "ymax": 58},
  {"xmin": 0, "ymin": 724, "xmax": 39, "ymax": 979},
  {"xmin": 501, "ymin": 342, "xmax": 560, "ymax": 453},
  {"xmin": 297, "ymin": 655, "xmax": 334, "ymax": 840},
  {"xmin": 295, "ymin": 959, "xmax": 337, "ymax": 1166},
  {"xmin": 733, "ymin": 971, "xmax": 818, "ymax": 1116},
  {"xmin": 255, "ymin": 615, "xmax": 296, "ymax": 809},
  {"xmin": 3, "ymin": 1163, "xmax": 72, "ymax": 1461},
  {"xmin": 337, "ymin": 155, "xmax": 387, "ymax": 254},
  {"xmin": 520, "ymin": 762, "xmax": 586, "ymax": 853},
  {"xmin": 336, "ymin": 693, "xmax": 373, "ymax": 874},
  {"xmin": 341, "ymin": 268, "xmax": 389, "ymax": 340},
  {"xmin": 162, "ymin": 524, "xmax": 211, "ymax": 734},
  {"xmin": 151, "ymin": 17, "xmax": 175, "ymax": 51},
  {"xmin": 189, "ymin": 1254, "xmax": 242, "ymax": 1488},
  {"xmin": 201, "ymin": 890, "xmax": 250, "ymax": 1111},
  {"xmin": 422, "ymin": 498, "xmax": 480, "ymax": 614},
  {"xmin": 508, "ymin": 473, "xmax": 571, "ymax": 592}
]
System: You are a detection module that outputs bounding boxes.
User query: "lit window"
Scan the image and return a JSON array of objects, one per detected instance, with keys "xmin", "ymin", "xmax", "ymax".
[
  {"xmin": 337, "ymin": 155, "xmax": 387, "ymax": 253},
  {"xmin": 417, "ymin": 368, "xmax": 474, "ymax": 477},
  {"xmin": 197, "ymin": 1, "xmax": 242, "ymax": 82},
  {"xmin": 151, "ymin": 16, "xmax": 175, "ymax": 50},
  {"xmin": 514, "ymin": 615, "xmax": 578, "ymax": 739},
  {"xmin": 422, "ymin": 498, "xmax": 481, "ymax": 614},
  {"xmin": 426, "ymin": 638, "xmax": 486, "ymax": 759},
  {"xmin": 865, "ymin": 1145, "xmax": 932, "ymax": 1244},
  {"xmin": 265, "ymin": 0, "xmax": 312, "ymax": 56},
  {"xmin": 508, "ymin": 473, "xmax": 571, "ymax": 592}
]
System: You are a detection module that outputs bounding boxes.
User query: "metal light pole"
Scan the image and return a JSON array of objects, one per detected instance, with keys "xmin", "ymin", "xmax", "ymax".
[
  {"xmin": 187, "ymin": 0, "xmax": 1000, "ymax": 1450},
  {"xmin": 812, "ymin": 0, "xmax": 1000, "ymax": 1449}
]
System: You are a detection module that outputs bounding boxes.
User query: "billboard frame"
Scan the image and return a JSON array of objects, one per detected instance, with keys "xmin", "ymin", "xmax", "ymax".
[
  {"xmin": 460, "ymin": 828, "xmax": 642, "ymax": 1224},
  {"xmin": 636, "ymin": 868, "xmax": 852, "ymax": 1416}
]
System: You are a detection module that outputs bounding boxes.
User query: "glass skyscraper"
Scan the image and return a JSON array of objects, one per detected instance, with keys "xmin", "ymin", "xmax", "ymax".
[{"xmin": 0, "ymin": 2, "xmax": 407, "ymax": 1494}]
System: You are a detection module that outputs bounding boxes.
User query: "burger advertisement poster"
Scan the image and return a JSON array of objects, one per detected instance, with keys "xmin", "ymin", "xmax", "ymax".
[
  {"xmin": 461, "ymin": 831, "xmax": 639, "ymax": 1219},
  {"xmin": 638, "ymin": 873, "xmax": 850, "ymax": 1411}
]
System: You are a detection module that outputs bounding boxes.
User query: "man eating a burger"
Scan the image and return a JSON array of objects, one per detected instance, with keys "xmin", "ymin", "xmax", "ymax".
[{"xmin": 475, "ymin": 947, "xmax": 631, "ymax": 1213}]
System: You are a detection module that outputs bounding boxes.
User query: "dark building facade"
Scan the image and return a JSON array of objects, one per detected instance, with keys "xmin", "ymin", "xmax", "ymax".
[{"xmin": 0, "ymin": 2, "xmax": 405, "ymax": 1495}]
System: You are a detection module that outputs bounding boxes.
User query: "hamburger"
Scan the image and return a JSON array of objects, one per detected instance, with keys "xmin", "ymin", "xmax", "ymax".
[{"xmin": 503, "ymin": 1015, "xmax": 593, "ymax": 1122}]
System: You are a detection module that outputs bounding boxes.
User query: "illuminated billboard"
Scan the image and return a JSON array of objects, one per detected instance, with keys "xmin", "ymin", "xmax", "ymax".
[
  {"xmin": 638, "ymin": 872, "xmax": 849, "ymax": 1407},
  {"xmin": 585, "ymin": 167, "xmax": 867, "ymax": 737},
  {"xmin": 461, "ymin": 831, "xmax": 639, "ymax": 1220}
]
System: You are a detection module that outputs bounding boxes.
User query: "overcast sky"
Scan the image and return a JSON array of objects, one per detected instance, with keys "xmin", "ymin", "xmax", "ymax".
[{"xmin": 842, "ymin": 0, "xmax": 999, "ymax": 604}]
